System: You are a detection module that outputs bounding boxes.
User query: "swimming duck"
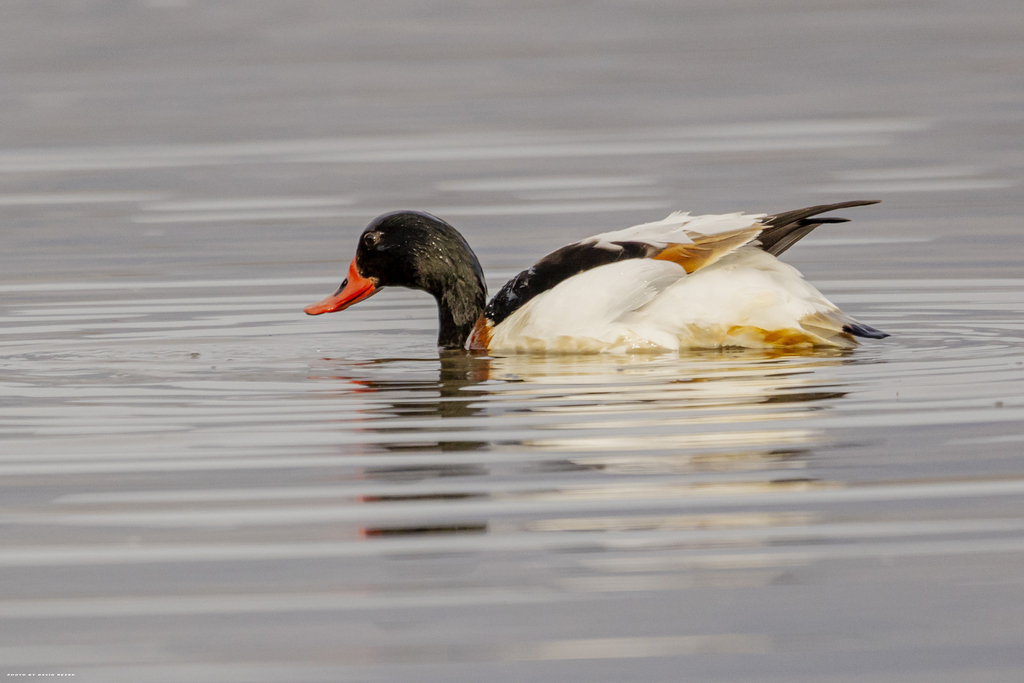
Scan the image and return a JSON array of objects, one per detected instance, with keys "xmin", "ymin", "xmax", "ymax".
[{"xmin": 304, "ymin": 201, "xmax": 888, "ymax": 353}]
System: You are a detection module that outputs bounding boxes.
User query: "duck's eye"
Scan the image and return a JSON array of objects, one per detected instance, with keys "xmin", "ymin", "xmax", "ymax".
[{"xmin": 362, "ymin": 232, "xmax": 381, "ymax": 248}]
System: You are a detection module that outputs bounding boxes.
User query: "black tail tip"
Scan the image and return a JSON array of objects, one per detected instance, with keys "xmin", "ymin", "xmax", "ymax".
[{"xmin": 843, "ymin": 323, "xmax": 890, "ymax": 339}]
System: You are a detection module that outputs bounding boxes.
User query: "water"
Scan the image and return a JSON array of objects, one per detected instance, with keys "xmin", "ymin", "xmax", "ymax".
[
  {"xmin": 2, "ymin": 1, "xmax": 1024, "ymax": 681},
  {"xmin": 3, "ymin": 275, "xmax": 1024, "ymax": 680}
]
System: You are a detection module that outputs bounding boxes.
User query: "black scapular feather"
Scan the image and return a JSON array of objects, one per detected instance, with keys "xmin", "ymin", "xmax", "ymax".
[{"xmin": 483, "ymin": 240, "xmax": 657, "ymax": 327}]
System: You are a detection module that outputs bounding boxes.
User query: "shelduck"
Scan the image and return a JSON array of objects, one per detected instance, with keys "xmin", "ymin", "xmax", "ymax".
[{"xmin": 304, "ymin": 201, "xmax": 888, "ymax": 353}]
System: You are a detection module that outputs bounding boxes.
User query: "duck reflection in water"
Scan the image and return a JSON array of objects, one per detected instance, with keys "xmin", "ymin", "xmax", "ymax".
[
  {"xmin": 310, "ymin": 348, "xmax": 858, "ymax": 538},
  {"xmin": 311, "ymin": 347, "xmax": 853, "ymax": 460}
]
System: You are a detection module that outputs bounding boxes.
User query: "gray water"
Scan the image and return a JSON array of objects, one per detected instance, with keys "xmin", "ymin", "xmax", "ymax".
[{"xmin": 2, "ymin": 2, "xmax": 1024, "ymax": 681}]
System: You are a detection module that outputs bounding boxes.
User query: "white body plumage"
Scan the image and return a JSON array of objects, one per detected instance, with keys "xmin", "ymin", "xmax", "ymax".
[{"xmin": 486, "ymin": 211, "xmax": 870, "ymax": 353}]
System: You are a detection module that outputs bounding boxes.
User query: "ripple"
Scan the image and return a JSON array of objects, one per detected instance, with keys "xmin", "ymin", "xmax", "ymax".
[{"xmin": 1, "ymin": 276, "xmax": 1023, "ymax": 666}]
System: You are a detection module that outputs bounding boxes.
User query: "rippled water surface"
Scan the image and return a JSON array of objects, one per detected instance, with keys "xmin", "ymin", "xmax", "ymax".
[
  {"xmin": 2, "ymin": 1, "xmax": 1024, "ymax": 680},
  {"xmin": 3, "ymin": 275, "xmax": 1024, "ymax": 680}
]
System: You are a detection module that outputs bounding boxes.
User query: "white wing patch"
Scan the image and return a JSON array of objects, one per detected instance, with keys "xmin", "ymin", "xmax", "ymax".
[{"xmin": 584, "ymin": 210, "xmax": 767, "ymax": 252}]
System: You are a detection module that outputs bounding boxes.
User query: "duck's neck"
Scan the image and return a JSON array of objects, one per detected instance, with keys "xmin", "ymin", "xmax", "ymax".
[
  {"xmin": 433, "ymin": 274, "xmax": 487, "ymax": 350},
  {"xmin": 410, "ymin": 230, "xmax": 486, "ymax": 350}
]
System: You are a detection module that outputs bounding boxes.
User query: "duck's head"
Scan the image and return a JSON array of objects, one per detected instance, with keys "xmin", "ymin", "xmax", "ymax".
[{"xmin": 304, "ymin": 211, "xmax": 487, "ymax": 349}]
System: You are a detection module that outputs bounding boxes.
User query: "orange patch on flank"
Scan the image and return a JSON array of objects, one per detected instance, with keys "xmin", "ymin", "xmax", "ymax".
[
  {"xmin": 727, "ymin": 326, "xmax": 819, "ymax": 347},
  {"xmin": 466, "ymin": 316, "xmax": 493, "ymax": 352}
]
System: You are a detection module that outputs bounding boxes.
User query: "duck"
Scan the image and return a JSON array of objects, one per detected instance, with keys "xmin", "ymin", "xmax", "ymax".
[{"xmin": 304, "ymin": 200, "xmax": 889, "ymax": 353}]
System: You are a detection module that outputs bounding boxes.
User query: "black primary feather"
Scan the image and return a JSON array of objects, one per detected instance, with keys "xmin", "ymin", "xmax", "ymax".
[{"xmin": 758, "ymin": 200, "xmax": 880, "ymax": 256}]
